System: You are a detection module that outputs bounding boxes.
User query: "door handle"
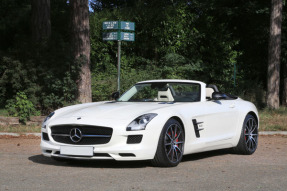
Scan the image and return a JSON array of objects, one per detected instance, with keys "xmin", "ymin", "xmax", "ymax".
[{"xmin": 229, "ymin": 104, "xmax": 235, "ymax": 108}]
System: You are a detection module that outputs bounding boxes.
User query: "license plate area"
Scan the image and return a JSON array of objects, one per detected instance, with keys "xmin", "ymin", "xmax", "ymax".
[{"xmin": 60, "ymin": 146, "xmax": 93, "ymax": 156}]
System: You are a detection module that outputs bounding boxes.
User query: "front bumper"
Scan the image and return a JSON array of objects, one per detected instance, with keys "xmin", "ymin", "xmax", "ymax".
[{"xmin": 40, "ymin": 123, "xmax": 160, "ymax": 161}]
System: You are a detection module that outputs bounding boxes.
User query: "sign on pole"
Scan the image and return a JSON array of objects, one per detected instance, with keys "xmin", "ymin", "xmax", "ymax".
[
  {"xmin": 120, "ymin": 32, "xmax": 135, "ymax": 41},
  {"xmin": 102, "ymin": 21, "xmax": 135, "ymax": 94},
  {"xmin": 120, "ymin": 21, "xmax": 135, "ymax": 31},
  {"xmin": 103, "ymin": 21, "xmax": 135, "ymax": 31},
  {"xmin": 102, "ymin": 21, "xmax": 119, "ymax": 30},
  {"xmin": 103, "ymin": 32, "xmax": 135, "ymax": 41},
  {"xmin": 102, "ymin": 32, "xmax": 118, "ymax": 41}
]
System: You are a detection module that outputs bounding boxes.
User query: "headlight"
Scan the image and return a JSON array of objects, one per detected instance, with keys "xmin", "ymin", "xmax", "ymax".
[
  {"xmin": 126, "ymin": 113, "xmax": 157, "ymax": 131},
  {"xmin": 44, "ymin": 112, "xmax": 55, "ymax": 123}
]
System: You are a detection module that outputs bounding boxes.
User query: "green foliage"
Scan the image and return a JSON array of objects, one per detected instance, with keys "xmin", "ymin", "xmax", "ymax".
[
  {"xmin": 0, "ymin": 109, "xmax": 9, "ymax": 116},
  {"xmin": 0, "ymin": 0, "xmax": 286, "ymax": 111},
  {"xmin": 6, "ymin": 92, "xmax": 40, "ymax": 123},
  {"xmin": 159, "ymin": 53, "xmax": 203, "ymax": 79},
  {"xmin": 0, "ymin": 0, "xmax": 78, "ymax": 114},
  {"xmin": 90, "ymin": 0, "xmax": 245, "ymax": 100},
  {"xmin": 0, "ymin": 56, "xmax": 38, "ymax": 107}
]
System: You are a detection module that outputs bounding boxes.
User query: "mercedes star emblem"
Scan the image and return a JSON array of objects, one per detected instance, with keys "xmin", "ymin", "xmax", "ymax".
[{"xmin": 70, "ymin": 128, "xmax": 82, "ymax": 143}]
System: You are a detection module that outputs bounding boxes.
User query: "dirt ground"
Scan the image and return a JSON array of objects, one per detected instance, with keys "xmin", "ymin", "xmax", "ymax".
[{"xmin": 0, "ymin": 135, "xmax": 286, "ymax": 191}]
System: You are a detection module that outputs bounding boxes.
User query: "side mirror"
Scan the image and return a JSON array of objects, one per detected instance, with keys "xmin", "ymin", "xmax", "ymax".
[
  {"xmin": 212, "ymin": 92, "xmax": 227, "ymax": 100},
  {"xmin": 111, "ymin": 91, "xmax": 120, "ymax": 100}
]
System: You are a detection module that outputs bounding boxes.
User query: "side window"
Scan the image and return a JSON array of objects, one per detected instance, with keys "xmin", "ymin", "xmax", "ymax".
[{"xmin": 171, "ymin": 83, "xmax": 200, "ymax": 102}]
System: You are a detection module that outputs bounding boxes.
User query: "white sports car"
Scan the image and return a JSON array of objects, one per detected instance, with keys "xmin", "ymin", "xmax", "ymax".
[{"xmin": 41, "ymin": 79, "xmax": 259, "ymax": 167}]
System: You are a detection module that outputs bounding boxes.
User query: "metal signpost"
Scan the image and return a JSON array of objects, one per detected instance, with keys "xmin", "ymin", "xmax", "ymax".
[{"xmin": 102, "ymin": 21, "xmax": 135, "ymax": 94}]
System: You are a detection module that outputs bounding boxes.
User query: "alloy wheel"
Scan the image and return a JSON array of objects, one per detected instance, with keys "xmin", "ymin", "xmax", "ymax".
[
  {"xmin": 164, "ymin": 124, "xmax": 184, "ymax": 163},
  {"xmin": 244, "ymin": 118, "xmax": 258, "ymax": 152}
]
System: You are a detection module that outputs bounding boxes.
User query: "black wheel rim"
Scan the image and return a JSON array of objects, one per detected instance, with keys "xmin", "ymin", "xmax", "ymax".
[
  {"xmin": 244, "ymin": 118, "xmax": 258, "ymax": 152},
  {"xmin": 164, "ymin": 124, "xmax": 184, "ymax": 163}
]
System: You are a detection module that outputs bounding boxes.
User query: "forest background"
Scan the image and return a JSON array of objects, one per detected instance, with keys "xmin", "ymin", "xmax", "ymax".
[{"xmin": 0, "ymin": 0, "xmax": 286, "ymax": 121}]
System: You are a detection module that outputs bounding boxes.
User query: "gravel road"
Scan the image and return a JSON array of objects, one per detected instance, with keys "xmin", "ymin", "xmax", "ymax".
[{"xmin": 0, "ymin": 135, "xmax": 286, "ymax": 191}]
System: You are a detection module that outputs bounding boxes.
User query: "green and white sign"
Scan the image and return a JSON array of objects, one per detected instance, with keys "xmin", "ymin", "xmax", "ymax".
[
  {"xmin": 120, "ymin": 32, "xmax": 135, "ymax": 41},
  {"xmin": 120, "ymin": 21, "xmax": 135, "ymax": 31},
  {"xmin": 102, "ymin": 32, "xmax": 118, "ymax": 41},
  {"xmin": 102, "ymin": 21, "xmax": 119, "ymax": 30},
  {"xmin": 102, "ymin": 21, "xmax": 135, "ymax": 31},
  {"xmin": 102, "ymin": 32, "xmax": 135, "ymax": 41}
]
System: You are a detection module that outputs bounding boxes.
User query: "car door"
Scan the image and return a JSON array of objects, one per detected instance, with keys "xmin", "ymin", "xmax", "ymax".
[{"xmin": 191, "ymin": 99, "xmax": 239, "ymax": 143}]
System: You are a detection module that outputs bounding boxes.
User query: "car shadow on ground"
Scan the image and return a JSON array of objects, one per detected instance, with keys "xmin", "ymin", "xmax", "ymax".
[
  {"xmin": 28, "ymin": 155, "xmax": 151, "ymax": 168},
  {"xmin": 29, "ymin": 149, "xmax": 233, "ymax": 168},
  {"xmin": 181, "ymin": 149, "xmax": 232, "ymax": 163}
]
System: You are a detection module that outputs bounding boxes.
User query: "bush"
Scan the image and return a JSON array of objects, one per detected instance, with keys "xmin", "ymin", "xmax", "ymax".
[{"xmin": 5, "ymin": 91, "xmax": 40, "ymax": 123}]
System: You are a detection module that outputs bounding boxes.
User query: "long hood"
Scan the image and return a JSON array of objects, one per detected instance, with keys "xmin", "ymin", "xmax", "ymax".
[{"xmin": 52, "ymin": 102, "xmax": 179, "ymax": 122}]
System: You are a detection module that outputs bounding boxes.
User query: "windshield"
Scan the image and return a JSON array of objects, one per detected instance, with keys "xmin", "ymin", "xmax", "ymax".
[{"xmin": 118, "ymin": 82, "xmax": 201, "ymax": 102}]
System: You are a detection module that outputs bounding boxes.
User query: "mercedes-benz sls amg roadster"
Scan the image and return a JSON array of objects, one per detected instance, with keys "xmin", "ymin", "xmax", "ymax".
[{"xmin": 41, "ymin": 79, "xmax": 259, "ymax": 167}]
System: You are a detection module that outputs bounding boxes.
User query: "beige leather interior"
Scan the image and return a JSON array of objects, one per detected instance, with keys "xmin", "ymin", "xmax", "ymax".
[
  {"xmin": 157, "ymin": 88, "xmax": 174, "ymax": 102},
  {"xmin": 206, "ymin": 87, "xmax": 214, "ymax": 99}
]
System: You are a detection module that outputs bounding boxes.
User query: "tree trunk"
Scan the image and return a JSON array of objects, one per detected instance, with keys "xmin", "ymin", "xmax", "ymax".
[
  {"xmin": 283, "ymin": 77, "xmax": 287, "ymax": 106},
  {"xmin": 70, "ymin": 0, "xmax": 92, "ymax": 103},
  {"xmin": 267, "ymin": 0, "xmax": 283, "ymax": 109},
  {"xmin": 31, "ymin": 0, "xmax": 51, "ymax": 41}
]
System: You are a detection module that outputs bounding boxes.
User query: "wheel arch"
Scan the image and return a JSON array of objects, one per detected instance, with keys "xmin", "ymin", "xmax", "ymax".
[
  {"xmin": 247, "ymin": 111, "xmax": 259, "ymax": 128},
  {"xmin": 170, "ymin": 116, "xmax": 185, "ymax": 134}
]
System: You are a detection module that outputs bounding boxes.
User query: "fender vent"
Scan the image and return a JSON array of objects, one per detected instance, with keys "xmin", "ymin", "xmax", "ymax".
[{"xmin": 192, "ymin": 119, "xmax": 204, "ymax": 138}]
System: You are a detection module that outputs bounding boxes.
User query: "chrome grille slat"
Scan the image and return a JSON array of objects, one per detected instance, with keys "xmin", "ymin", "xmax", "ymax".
[
  {"xmin": 82, "ymin": 135, "xmax": 111, "ymax": 138},
  {"xmin": 51, "ymin": 134, "xmax": 70, "ymax": 137},
  {"xmin": 51, "ymin": 134, "xmax": 111, "ymax": 138}
]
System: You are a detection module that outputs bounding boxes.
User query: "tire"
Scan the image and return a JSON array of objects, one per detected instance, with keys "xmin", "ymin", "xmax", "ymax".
[
  {"xmin": 234, "ymin": 114, "xmax": 258, "ymax": 155},
  {"xmin": 152, "ymin": 119, "xmax": 185, "ymax": 167}
]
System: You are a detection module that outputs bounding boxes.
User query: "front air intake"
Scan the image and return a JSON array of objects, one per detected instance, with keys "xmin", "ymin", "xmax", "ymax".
[
  {"xmin": 42, "ymin": 132, "xmax": 49, "ymax": 141},
  {"xmin": 119, "ymin": 153, "xmax": 136, "ymax": 157},
  {"xmin": 127, "ymin": 135, "xmax": 143, "ymax": 144}
]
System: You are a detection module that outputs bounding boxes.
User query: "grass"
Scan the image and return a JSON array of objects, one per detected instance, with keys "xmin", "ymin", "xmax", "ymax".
[
  {"xmin": 259, "ymin": 107, "xmax": 287, "ymax": 131},
  {"xmin": 0, "ymin": 125, "xmax": 41, "ymax": 133},
  {"xmin": 0, "ymin": 109, "xmax": 9, "ymax": 116}
]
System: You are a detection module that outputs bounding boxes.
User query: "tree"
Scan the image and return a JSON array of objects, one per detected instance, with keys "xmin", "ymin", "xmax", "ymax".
[
  {"xmin": 267, "ymin": 0, "xmax": 283, "ymax": 109},
  {"xmin": 282, "ymin": 5, "xmax": 287, "ymax": 106},
  {"xmin": 31, "ymin": 0, "xmax": 51, "ymax": 41},
  {"xmin": 283, "ymin": 68, "xmax": 287, "ymax": 106},
  {"xmin": 70, "ymin": 0, "xmax": 92, "ymax": 103}
]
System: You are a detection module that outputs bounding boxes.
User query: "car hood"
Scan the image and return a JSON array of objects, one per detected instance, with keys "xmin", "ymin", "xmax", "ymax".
[{"xmin": 53, "ymin": 101, "xmax": 178, "ymax": 121}]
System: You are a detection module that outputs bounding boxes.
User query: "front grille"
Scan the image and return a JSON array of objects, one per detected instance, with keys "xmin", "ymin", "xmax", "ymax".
[
  {"xmin": 50, "ymin": 125, "xmax": 113, "ymax": 145},
  {"xmin": 127, "ymin": 135, "xmax": 143, "ymax": 144}
]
